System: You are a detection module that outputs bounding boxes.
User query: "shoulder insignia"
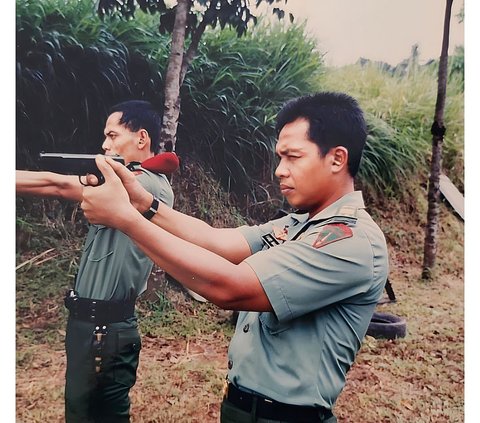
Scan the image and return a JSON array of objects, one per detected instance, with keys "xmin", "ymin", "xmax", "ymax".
[
  {"xmin": 312, "ymin": 223, "xmax": 353, "ymax": 249},
  {"xmin": 337, "ymin": 205, "xmax": 358, "ymax": 218}
]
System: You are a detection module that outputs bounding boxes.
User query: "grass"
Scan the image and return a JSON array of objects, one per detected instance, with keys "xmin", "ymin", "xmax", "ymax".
[
  {"xmin": 332, "ymin": 193, "xmax": 464, "ymax": 422},
  {"xmin": 17, "ymin": 0, "xmax": 464, "ymax": 204},
  {"xmin": 15, "ymin": 162, "xmax": 464, "ymax": 422},
  {"xmin": 336, "ymin": 271, "xmax": 464, "ymax": 422},
  {"xmin": 320, "ymin": 63, "xmax": 464, "ymax": 192}
]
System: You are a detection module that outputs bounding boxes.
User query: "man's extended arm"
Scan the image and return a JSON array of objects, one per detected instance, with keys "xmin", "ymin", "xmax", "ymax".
[
  {"xmin": 146, "ymin": 204, "xmax": 252, "ymax": 265},
  {"xmin": 81, "ymin": 156, "xmax": 271, "ymax": 311},
  {"xmin": 86, "ymin": 157, "xmax": 252, "ymax": 264},
  {"xmin": 16, "ymin": 170, "xmax": 84, "ymax": 201}
]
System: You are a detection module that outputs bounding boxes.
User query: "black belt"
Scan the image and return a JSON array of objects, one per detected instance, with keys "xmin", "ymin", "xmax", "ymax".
[
  {"xmin": 225, "ymin": 382, "xmax": 333, "ymax": 422},
  {"xmin": 64, "ymin": 290, "xmax": 135, "ymax": 324}
]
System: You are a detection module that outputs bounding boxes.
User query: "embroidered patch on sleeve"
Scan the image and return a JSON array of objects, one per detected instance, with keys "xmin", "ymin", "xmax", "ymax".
[{"xmin": 312, "ymin": 223, "xmax": 353, "ymax": 249}]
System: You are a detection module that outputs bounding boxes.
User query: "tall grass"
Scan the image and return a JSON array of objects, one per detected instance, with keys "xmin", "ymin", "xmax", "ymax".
[
  {"xmin": 179, "ymin": 21, "xmax": 323, "ymax": 197},
  {"xmin": 16, "ymin": 0, "xmax": 174, "ymax": 171},
  {"xmin": 16, "ymin": 0, "xmax": 463, "ymax": 204},
  {"xmin": 320, "ymin": 63, "xmax": 464, "ymax": 194},
  {"xmin": 16, "ymin": 0, "xmax": 322, "ymax": 202}
]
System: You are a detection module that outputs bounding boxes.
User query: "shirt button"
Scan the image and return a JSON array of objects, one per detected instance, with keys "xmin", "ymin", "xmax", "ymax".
[
  {"xmin": 228, "ymin": 360, "xmax": 233, "ymax": 369},
  {"xmin": 243, "ymin": 324, "xmax": 249, "ymax": 333}
]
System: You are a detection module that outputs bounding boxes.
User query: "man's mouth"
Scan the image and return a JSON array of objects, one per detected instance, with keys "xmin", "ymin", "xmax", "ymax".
[{"xmin": 279, "ymin": 184, "xmax": 293, "ymax": 195}]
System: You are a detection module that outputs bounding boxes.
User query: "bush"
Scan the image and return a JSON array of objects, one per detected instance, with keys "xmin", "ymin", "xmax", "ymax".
[
  {"xmin": 16, "ymin": 0, "xmax": 463, "ymax": 204},
  {"xmin": 16, "ymin": 0, "xmax": 323, "ymax": 202},
  {"xmin": 320, "ymin": 62, "xmax": 464, "ymax": 196},
  {"xmin": 178, "ymin": 21, "xmax": 323, "ymax": 197}
]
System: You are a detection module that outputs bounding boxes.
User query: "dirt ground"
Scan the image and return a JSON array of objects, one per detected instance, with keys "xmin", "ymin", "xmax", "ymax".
[
  {"xmin": 16, "ymin": 197, "xmax": 465, "ymax": 422},
  {"xmin": 16, "ymin": 260, "xmax": 464, "ymax": 423}
]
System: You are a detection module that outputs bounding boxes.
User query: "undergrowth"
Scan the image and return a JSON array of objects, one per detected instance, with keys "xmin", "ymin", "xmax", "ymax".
[{"xmin": 15, "ymin": 167, "xmax": 464, "ymax": 423}]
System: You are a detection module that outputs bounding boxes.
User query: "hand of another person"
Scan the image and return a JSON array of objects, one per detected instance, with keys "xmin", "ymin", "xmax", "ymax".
[
  {"xmin": 85, "ymin": 156, "xmax": 153, "ymax": 212},
  {"xmin": 81, "ymin": 155, "xmax": 138, "ymax": 228}
]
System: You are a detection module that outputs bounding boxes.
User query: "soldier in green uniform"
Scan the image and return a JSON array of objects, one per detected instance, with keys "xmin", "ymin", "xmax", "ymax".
[
  {"xmin": 16, "ymin": 100, "xmax": 174, "ymax": 422},
  {"xmin": 81, "ymin": 92, "xmax": 389, "ymax": 422}
]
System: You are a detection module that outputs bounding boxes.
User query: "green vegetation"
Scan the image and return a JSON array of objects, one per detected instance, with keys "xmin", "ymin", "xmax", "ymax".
[
  {"xmin": 321, "ymin": 62, "xmax": 464, "ymax": 193},
  {"xmin": 16, "ymin": 0, "xmax": 321, "ymax": 199},
  {"xmin": 17, "ymin": 0, "xmax": 463, "ymax": 204},
  {"xmin": 180, "ymin": 20, "xmax": 322, "ymax": 197},
  {"xmin": 16, "ymin": 1, "xmax": 464, "ymax": 421}
]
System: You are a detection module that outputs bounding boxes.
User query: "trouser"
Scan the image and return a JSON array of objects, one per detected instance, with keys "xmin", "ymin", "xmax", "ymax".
[
  {"xmin": 220, "ymin": 396, "xmax": 337, "ymax": 423},
  {"xmin": 64, "ymin": 316, "xmax": 141, "ymax": 423}
]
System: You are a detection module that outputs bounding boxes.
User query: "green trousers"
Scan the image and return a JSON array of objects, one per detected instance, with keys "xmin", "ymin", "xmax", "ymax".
[
  {"xmin": 64, "ymin": 317, "xmax": 141, "ymax": 423},
  {"xmin": 220, "ymin": 397, "xmax": 337, "ymax": 423}
]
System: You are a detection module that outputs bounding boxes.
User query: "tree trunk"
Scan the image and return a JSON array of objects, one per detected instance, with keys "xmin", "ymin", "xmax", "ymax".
[
  {"xmin": 180, "ymin": 1, "xmax": 218, "ymax": 86},
  {"xmin": 422, "ymin": 0, "xmax": 453, "ymax": 280},
  {"xmin": 168, "ymin": 2, "xmax": 219, "ymax": 146},
  {"xmin": 159, "ymin": 0, "xmax": 191, "ymax": 152}
]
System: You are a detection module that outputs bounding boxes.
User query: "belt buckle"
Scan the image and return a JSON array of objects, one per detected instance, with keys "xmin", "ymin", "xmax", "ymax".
[{"xmin": 89, "ymin": 300, "xmax": 98, "ymax": 322}]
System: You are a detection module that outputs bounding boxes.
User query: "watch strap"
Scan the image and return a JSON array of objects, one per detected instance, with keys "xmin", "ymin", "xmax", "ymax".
[{"xmin": 143, "ymin": 195, "xmax": 160, "ymax": 220}]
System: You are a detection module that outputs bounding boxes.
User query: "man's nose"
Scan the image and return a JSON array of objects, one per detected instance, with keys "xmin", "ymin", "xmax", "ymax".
[
  {"xmin": 275, "ymin": 159, "xmax": 288, "ymax": 178},
  {"xmin": 102, "ymin": 138, "xmax": 110, "ymax": 151}
]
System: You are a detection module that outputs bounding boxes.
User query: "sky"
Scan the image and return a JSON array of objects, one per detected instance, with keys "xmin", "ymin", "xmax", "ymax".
[{"xmin": 262, "ymin": 0, "xmax": 465, "ymax": 67}]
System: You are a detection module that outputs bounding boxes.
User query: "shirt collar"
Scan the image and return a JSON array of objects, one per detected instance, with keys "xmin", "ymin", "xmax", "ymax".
[{"xmin": 290, "ymin": 191, "xmax": 365, "ymax": 224}]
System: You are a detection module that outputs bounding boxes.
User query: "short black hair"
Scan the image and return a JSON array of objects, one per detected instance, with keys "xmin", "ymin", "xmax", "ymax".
[
  {"xmin": 109, "ymin": 100, "xmax": 162, "ymax": 153},
  {"xmin": 275, "ymin": 92, "xmax": 367, "ymax": 177}
]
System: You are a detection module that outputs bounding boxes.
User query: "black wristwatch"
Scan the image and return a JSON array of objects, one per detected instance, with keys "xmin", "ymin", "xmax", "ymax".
[{"xmin": 142, "ymin": 195, "xmax": 160, "ymax": 220}]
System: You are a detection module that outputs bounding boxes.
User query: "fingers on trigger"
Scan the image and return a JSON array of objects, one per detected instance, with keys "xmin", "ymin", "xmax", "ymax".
[{"xmin": 86, "ymin": 174, "xmax": 98, "ymax": 186}]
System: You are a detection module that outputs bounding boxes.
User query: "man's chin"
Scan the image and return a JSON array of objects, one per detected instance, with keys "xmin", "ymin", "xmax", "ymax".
[{"xmin": 285, "ymin": 199, "xmax": 311, "ymax": 214}]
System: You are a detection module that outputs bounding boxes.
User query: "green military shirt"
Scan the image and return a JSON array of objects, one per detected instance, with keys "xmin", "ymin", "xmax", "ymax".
[
  {"xmin": 228, "ymin": 191, "xmax": 388, "ymax": 409},
  {"xmin": 75, "ymin": 167, "xmax": 174, "ymax": 301}
]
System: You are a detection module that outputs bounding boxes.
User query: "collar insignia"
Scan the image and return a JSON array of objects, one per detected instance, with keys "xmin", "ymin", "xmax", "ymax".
[{"xmin": 272, "ymin": 225, "xmax": 289, "ymax": 242}]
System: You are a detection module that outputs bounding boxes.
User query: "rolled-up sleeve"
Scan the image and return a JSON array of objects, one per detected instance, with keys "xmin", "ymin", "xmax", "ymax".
[{"xmin": 237, "ymin": 224, "xmax": 267, "ymax": 254}]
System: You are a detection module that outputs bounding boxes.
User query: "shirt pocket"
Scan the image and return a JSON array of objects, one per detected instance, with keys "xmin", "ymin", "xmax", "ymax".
[{"xmin": 259, "ymin": 312, "xmax": 292, "ymax": 335}]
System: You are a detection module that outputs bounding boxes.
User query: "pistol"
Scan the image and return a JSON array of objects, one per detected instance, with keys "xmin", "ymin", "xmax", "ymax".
[{"xmin": 38, "ymin": 152, "xmax": 125, "ymax": 184}]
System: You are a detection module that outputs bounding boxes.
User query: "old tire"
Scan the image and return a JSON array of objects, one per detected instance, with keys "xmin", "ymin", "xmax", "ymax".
[{"xmin": 367, "ymin": 311, "xmax": 407, "ymax": 339}]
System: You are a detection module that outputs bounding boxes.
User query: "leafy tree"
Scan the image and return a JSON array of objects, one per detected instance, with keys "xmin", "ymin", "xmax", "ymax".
[
  {"xmin": 97, "ymin": 0, "xmax": 292, "ymax": 152},
  {"xmin": 16, "ymin": 1, "xmax": 319, "ymax": 199}
]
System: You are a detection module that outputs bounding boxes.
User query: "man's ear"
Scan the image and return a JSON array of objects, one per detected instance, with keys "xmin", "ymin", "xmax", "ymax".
[
  {"xmin": 137, "ymin": 129, "xmax": 150, "ymax": 150},
  {"xmin": 331, "ymin": 146, "xmax": 348, "ymax": 173}
]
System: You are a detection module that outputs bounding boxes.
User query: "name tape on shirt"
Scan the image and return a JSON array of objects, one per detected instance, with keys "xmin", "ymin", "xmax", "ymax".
[
  {"xmin": 262, "ymin": 225, "xmax": 289, "ymax": 248},
  {"xmin": 312, "ymin": 223, "xmax": 353, "ymax": 249}
]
